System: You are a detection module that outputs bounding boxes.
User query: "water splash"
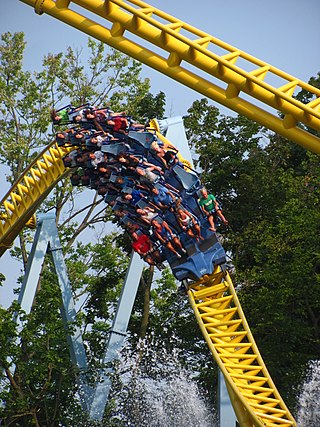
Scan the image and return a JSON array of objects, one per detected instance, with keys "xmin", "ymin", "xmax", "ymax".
[
  {"xmin": 296, "ymin": 360, "xmax": 320, "ymax": 427},
  {"xmin": 111, "ymin": 338, "xmax": 217, "ymax": 427}
]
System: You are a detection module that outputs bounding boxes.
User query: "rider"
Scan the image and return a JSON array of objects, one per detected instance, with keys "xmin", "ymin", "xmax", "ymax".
[
  {"xmin": 151, "ymin": 219, "xmax": 186, "ymax": 258},
  {"xmin": 198, "ymin": 187, "xmax": 228, "ymax": 231},
  {"xmin": 175, "ymin": 207, "xmax": 203, "ymax": 241}
]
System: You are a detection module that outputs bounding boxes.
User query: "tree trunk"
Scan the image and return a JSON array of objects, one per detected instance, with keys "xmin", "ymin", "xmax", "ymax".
[{"xmin": 139, "ymin": 265, "xmax": 154, "ymax": 339}]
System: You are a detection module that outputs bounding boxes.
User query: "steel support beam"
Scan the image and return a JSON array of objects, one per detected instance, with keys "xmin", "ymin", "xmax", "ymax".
[
  {"xmin": 17, "ymin": 213, "xmax": 92, "ymax": 411},
  {"xmin": 219, "ymin": 370, "xmax": 237, "ymax": 427},
  {"xmin": 89, "ymin": 251, "xmax": 144, "ymax": 419}
]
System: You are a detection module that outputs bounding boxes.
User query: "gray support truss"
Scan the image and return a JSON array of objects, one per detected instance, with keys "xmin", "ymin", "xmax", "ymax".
[
  {"xmin": 219, "ymin": 370, "xmax": 237, "ymax": 427},
  {"xmin": 17, "ymin": 212, "xmax": 92, "ymax": 411},
  {"xmin": 89, "ymin": 251, "xmax": 144, "ymax": 419},
  {"xmin": 158, "ymin": 116, "xmax": 193, "ymax": 165}
]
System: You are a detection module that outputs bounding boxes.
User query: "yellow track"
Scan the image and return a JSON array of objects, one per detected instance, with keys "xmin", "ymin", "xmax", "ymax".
[
  {"xmin": 0, "ymin": 142, "xmax": 72, "ymax": 256},
  {"xmin": 20, "ymin": 0, "xmax": 320, "ymax": 153},
  {"xmin": 189, "ymin": 268, "xmax": 296, "ymax": 426}
]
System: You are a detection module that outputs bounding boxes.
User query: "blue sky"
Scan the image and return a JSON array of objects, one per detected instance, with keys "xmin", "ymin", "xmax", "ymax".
[{"xmin": 0, "ymin": 0, "xmax": 319, "ymax": 306}]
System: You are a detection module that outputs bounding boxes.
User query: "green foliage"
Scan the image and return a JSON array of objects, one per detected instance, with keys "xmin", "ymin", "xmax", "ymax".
[
  {"xmin": 236, "ymin": 147, "xmax": 320, "ymax": 404},
  {"xmin": 0, "ymin": 32, "xmax": 52, "ymax": 182},
  {"xmin": 43, "ymin": 40, "xmax": 151, "ymax": 113},
  {"xmin": 0, "ymin": 263, "xmax": 82, "ymax": 426},
  {"xmin": 184, "ymin": 96, "xmax": 320, "ymax": 410},
  {"xmin": 134, "ymin": 90, "xmax": 166, "ymax": 122}
]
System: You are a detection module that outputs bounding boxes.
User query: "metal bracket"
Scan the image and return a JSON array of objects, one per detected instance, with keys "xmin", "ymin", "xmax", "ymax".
[{"xmin": 34, "ymin": 0, "xmax": 45, "ymax": 15}]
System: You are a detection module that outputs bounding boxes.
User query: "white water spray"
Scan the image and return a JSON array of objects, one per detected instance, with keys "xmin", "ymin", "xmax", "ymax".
[
  {"xmin": 296, "ymin": 360, "xmax": 320, "ymax": 427},
  {"xmin": 111, "ymin": 338, "xmax": 217, "ymax": 427}
]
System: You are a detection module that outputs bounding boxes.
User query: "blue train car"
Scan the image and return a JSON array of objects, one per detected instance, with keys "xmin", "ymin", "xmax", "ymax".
[
  {"xmin": 56, "ymin": 105, "xmax": 228, "ymax": 282},
  {"xmin": 162, "ymin": 222, "xmax": 226, "ymax": 282}
]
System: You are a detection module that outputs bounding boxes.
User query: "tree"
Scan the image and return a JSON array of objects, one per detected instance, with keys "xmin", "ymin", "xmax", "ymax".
[
  {"xmin": 184, "ymin": 90, "xmax": 320, "ymax": 411},
  {"xmin": 235, "ymin": 139, "xmax": 320, "ymax": 407},
  {"xmin": 0, "ymin": 32, "xmax": 52, "ymax": 183}
]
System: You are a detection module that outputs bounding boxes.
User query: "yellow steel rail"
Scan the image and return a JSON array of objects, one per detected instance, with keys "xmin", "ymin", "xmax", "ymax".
[
  {"xmin": 0, "ymin": 142, "xmax": 72, "ymax": 256},
  {"xmin": 188, "ymin": 268, "xmax": 296, "ymax": 427},
  {"xmin": 19, "ymin": 0, "xmax": 320, "ymax": 153}
]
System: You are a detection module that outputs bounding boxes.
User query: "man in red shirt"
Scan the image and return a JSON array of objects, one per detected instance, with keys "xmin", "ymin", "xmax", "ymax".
[
  {"xmin": 131, "ymin": 232, "xmax": 162, "ymax": 267},
  {"xmin": 132, "ymin": 233, "xmax": 152, "ymax": 255}
]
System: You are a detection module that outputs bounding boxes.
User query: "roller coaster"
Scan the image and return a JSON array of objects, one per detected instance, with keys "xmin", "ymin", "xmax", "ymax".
[{"xmin": 1, "ymin": 0, "xmax": 320, "ymax": 426}]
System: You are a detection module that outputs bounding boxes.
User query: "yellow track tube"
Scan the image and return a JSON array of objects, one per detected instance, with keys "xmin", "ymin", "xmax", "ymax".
[
  {"xmin": 188, "ymin": 268, "xmax": 296, "ymax": 426},
  {"xmin": 19, "ymin": 0, "xmax": 320, "ymax": 153},
  {"xmin": 0, "ymin": 143, "xmax": 73, "ymax": 256}
]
